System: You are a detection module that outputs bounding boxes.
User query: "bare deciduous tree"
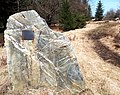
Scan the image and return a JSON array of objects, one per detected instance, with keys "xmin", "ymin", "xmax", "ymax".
[
  {"xmin": 115, "ymin": 9, "xmax": 120, "ymax": 18},
  {"xmin": 104, "ymin": 9, "xmax": 120, "ymax": 20},
  {"xmin": 104, "ymin": 9, "xmax": 116, "ymax": 20},
  {"xmin": 33, "ymin": 0, "xmax": 60, "ymax": 25}
]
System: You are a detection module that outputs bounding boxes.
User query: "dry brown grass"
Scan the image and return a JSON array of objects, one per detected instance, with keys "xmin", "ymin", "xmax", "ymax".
[
  {"xmin": 0, "ymin": 33, "xmax": 4, "ymax": 47},
  {"xmin": 0, "ymin": 50, "xmax": 93, "ymax": 94},
  {"xmin": 63, "ymin": 21, "xmax": 120, "ymax": 95},
  {"xmin": 0, "ymin": 47, "xmax": 9, "ymax": 95},
  {"xmin": 0, "ymin": 56, "xmax": 7, "ymax": 67},
  {"xmin": 0, "ymin": 47, "xmax": 7, "ymax": 67},
  {"xmin": 0, "ymin": 21, "xmax": 120, "ymax": 95}
]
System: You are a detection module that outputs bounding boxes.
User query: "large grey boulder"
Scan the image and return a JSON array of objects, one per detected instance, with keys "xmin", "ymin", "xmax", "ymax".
[{"xmin": 4, "ymin": 10, "xmax": 85, "ymax": 94}]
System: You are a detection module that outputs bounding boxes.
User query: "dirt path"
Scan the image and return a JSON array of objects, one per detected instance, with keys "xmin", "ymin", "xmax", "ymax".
[{"xmin": 63, "ymin": 23, "xmax": 120, "ymax": 95}]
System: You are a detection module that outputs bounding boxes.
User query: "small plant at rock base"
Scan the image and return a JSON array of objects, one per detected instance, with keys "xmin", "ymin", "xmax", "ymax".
[{"xmin": 0, "ymin": 56, "xmax": 7, "ymax": 67}]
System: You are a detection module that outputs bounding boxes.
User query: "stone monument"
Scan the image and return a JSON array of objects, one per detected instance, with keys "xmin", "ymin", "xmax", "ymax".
[{"xmin": 4, "ymin": 10, "xmax": 85, "ymax": 94}]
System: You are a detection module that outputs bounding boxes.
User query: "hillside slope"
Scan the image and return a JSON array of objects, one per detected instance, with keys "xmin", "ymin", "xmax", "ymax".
[
  {"xmin": 63, "ymin": 21, "xmax": 120, "ymax": 95},
  {"xmin": 0, "ymin": 21, "xmax": 120, "ymax": 95}
]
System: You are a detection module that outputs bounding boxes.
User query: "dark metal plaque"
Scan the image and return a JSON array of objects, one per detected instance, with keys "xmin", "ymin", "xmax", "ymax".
[{"xmin": 22, "ymin": 30, "xmax": 34, "ymax": 40}]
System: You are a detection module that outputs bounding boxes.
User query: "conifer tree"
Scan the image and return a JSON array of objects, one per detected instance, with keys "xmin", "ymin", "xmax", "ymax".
[
  {"xmin": 95, "ymin": 0, "xmax": 104, "ymax": 21},
  {"xmin": 59, "ymin": 0, "xmax": 74, "ymax": 31},
  {"xmin": 88, "ymin": 5, "xmax": 92, "ymax": 18},
  {"xmin": 59, "ymin": 0, "xmax": 86, "ymax": 31},
  {"xmin": 86, "ymin": 4, "xmax": 92, "ymax": 20}
]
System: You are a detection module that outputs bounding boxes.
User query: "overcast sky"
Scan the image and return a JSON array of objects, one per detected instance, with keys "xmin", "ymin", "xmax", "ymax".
[{"xmin": 89, "ymin": 0, "xmax": 120, "ymax": 16}]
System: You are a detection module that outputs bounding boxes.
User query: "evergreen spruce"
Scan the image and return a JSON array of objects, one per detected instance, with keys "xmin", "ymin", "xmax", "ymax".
[
  {"xmin": 59, "ymin": 0, "xmax": 86, "ymax": 31},
  {"xmin": 87, "ymin": 5, "xmax": 92, "ymax": 20},
  {"xmin": 95, "ymin": 0, "xmax": 104, "ymax": 21},
  {"xmin": 59, "ymin": 0, "xmax": 74, "ymax": 31}
]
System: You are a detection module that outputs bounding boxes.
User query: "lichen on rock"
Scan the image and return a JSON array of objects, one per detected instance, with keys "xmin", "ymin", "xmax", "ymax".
[{"xmin": 4, "ymin": 10, "xmax": 85, "ymax": 94}]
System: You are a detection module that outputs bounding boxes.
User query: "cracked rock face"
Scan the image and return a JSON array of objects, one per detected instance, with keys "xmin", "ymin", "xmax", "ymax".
[{"xmin": 4, "ymin": 10, "xmax": 85, "ymax": 94}]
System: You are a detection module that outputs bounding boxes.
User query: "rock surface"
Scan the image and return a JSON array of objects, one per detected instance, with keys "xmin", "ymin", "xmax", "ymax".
[{"xmin": 4, "ymin": 10, "xmax": 85, "ymax": 94}]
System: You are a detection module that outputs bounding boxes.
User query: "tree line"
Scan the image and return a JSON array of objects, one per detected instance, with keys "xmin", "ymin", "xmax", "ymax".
[
  {"xmin": 104, "ymin": 9, "xmax": 120, "ymax": 20},
  {"xmin": 0, "ymin": 0, "xmax": 119, "ymax": 32},
  {"xmin": 0, "ymin": 0, "xmax": 92, "ymax": 31},
  {"xmin": 95, "ymin": 0, "xmax": 120, "ymax": 21}
]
